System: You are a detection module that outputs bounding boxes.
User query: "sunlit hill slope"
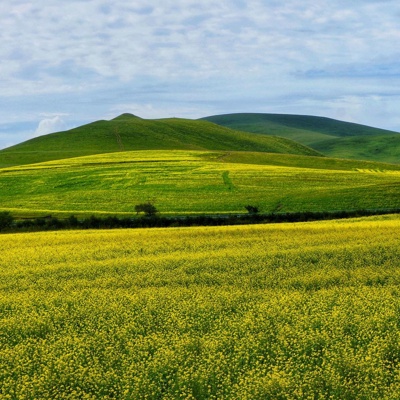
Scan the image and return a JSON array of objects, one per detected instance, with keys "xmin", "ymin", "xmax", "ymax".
[{"xmin": 0, "ymin": 113, "xmax": 320, "ymax": 167}]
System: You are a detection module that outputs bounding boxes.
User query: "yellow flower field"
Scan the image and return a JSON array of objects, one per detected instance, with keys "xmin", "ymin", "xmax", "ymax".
[{"xmin": 1, "ymin": 216, "xmax": 400, "ymax": 398}]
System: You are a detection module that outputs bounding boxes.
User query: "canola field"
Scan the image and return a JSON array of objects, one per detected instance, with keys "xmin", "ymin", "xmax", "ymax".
[
  {"xmin": 1, "ymin": 216, "xmax": 400, "ymax": 398},
  {"xmin": 2, "ymin": 150, "xmax": 400, "ymax": 217}
]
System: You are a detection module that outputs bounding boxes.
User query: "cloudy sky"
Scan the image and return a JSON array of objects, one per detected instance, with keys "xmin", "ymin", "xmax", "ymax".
[{"xmin": 1, "ymin": 0, "xmax": 400, "ymax": 149}]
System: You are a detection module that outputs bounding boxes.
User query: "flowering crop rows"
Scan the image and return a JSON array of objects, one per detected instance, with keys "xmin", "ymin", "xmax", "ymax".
[{"xmin": 1, "ymin": 216, "xmax": 400, "ymax": 398}]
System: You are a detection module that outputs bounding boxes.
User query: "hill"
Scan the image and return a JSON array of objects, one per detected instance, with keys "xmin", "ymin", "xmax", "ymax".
[
  {"xmin": 311, "ymin": 134, "xmax": 400, "ymax": 164},
  {"xmin": 0, "ymin": 114, "xmax": 319, "ymax": 167},
  {"xmin": 201, "ymin": 113, "xmax": 400, "ymax": 162},
  {"xmin": 2, "ymin": 150, "xmax": 400, "ymax": 218}
]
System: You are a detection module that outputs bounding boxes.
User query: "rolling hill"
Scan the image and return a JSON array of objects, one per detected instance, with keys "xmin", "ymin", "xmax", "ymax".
[
  {"xmin": 201, "ymin": 113, "xmax": 400, "ymax": 163},
  {"xmin": 0, "ymin": 113, "xmax": 320, "ymax": 167},
  {"xmin": 311, "ymin": 134, "xmax": 400, "ymax": 164}
]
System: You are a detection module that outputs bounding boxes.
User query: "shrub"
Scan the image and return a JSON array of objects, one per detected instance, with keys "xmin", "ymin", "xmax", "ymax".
[
  {"xmin": 245, "ymin": 205, "xmax": 259, "ymax": 214},
  {"xmin": 66, "ymin": 215, "xmax": 80, "ymax": 228},
  {"xmin": 134, "ymin": 202, "xmax": 158, "ymax": 217},
  {"xmin": 0, "ymin": 211, "xmax": 14, "ymax": 230}
]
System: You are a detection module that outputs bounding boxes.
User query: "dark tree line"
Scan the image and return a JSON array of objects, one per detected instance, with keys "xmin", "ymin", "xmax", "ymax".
[{"xmin": 1, "ymin": 208, "xmax": 400, "ymax": 233}]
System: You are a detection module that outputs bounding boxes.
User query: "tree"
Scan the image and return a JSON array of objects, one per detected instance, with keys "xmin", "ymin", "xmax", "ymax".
[
  {"xmin": 245, "ymin": 205, "xmax": 259, "ymax": 214},
  {"xmin": 66, "ymin": 215, "xmax": 79, "ymax": 228},
  {"xmin": 135, "ymin": 202, "xmax": 158, "ymax": 217},
  {"xmin": 0, "ymin": 211, "xmax": 14, "ymax": 230}
]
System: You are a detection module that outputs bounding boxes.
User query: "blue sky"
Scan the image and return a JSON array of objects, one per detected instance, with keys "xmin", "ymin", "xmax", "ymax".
[{"xmin": 1, "ymin": 0, "xmax": 400, "ymax": 149}]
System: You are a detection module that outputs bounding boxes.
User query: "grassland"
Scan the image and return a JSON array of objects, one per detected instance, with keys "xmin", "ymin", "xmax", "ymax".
[
  {"xmin": 2, "ymin": 215, "xmax": 400, "ymax": 398},
  {"xmin": 2, "ymin": 150, "xmax": 400, "ymax": 218},
  {"xmin": 202, "ymin": 113, "xmax": 400, "ymax": 163},
  {"xmin": 0, "ymin": 114, "xmax": 319, "ymax": 168},
  {"xmin": 202, "ymin": 113, "xmax": 398, "ymax": 140},
  {"xmin": 312, "ymin": 134, "xmax": 400, "ymax": 164}
]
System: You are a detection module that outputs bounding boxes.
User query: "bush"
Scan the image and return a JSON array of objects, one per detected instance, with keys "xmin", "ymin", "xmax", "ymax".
[
  {"xmin": 245, "ymin": 205, "xmax": 259, "ymax": 214},
  {"xmin": 135, "ymin": 202, "xmax": 158, "ymax": 217},
  {"xmin": 66, "ymin": 215, "xmax": 80, "ymax": 228},
  {"xmin": 0, "ymin": 211, "xmax": 14, "ymax": 230}
]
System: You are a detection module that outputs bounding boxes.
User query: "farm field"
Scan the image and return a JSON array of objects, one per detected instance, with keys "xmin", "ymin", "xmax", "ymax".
[
  {"xmin": 2, "ymin": 215, "xmax": 400, "ymax": 398},
  {"xmin": 2, "ymin": 150, "xmax": 400, "ymax": 218}
]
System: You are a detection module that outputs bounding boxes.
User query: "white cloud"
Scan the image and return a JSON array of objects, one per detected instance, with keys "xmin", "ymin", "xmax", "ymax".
[
  {"xmin": 0, "ymin": 0, "xmax": 400, "ymax": 148},
  {"xmin": 33, "ymin": 116, "xmax": 67, "ymax": 138},
  {"xmin": 2, "ymin": 0, "xmax": 397, "ymax": 86}
]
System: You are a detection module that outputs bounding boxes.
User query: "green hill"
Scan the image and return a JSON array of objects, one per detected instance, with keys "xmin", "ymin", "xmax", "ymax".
[
  {"xmin": 202, "ymin": 113, "xmax": 400, "ymax": 162},
  {"xmin": 2, "ymin": 150, "xmax": 400, "ymax": 218},
  {"xmin": 0, "ymin": 114, "xmax": 319, "ymax": 167},
  {"xmin": 312, "ymin": 134, "xmax": 400, "ymax": 164}
]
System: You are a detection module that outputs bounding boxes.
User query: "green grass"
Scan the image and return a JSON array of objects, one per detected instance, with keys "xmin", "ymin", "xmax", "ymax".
[
  {"xmin": 217, "ymin": 151, "xmax": 400, "ymax": 171},
  {"xmin": 202, "ymin": 112, "xmax": 399, "ymax": 138},
  {"xmin": 312, "ymin": 134, "xmax": 400, "ymax": 163},
  {"xmin": 0, "ymin": 114, "xmax": 319, "ymax": 167},
  {"xmin": 2, "ymin": 150, "xmax": 400, "ymax": 218},
  {"xmin": 202, "ymin": 113, "xmax": 400, "ymax": 162}
]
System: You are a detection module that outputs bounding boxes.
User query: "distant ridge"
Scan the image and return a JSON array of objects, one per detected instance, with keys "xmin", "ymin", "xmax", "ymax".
[
  {"xmin": 202, "ymin": 113, "xmax": 398, "ymax": 138},
  {"xmin": 0, "ymin": 114, "xmax": 320, "ymax": 167},
  {"xmin": 201, "ymin": 113, "xmax": 400, "ymax": 163}
]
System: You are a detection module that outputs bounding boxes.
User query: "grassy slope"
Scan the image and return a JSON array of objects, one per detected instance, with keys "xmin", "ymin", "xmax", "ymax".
[
  {"xmin": 202, "ymin": 113, "xmax": 400, "ymax": 162},
  {"xmin": 217, "ymin": 151, "xmax": 400, "ymax": 171},
  {"xmin": 2, "ymin": 150, "xmax": 400, "ymax": 218},
  {"xmin": 312, "ymin": 134, "xmax": 400, "ymax": 164},
  {"xmin": 0, "ymin": 114, "xmax": 319, "ymax": 167}
]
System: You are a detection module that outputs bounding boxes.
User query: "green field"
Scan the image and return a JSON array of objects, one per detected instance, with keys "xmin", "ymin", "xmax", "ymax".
[
  {"xmin": 202, "ymin": 113, "xmax": 400, "ymax": 163},
  {"xmin": 0, "ymin": 114, "xmax": 319, "ymax": 168},
  {"xmin": 2, "ymin": 150, "xmax": 400, "ymax": 218},
  {"xmin": 2, "ymin": 216, "xmax": 400, "ymax": 398}
]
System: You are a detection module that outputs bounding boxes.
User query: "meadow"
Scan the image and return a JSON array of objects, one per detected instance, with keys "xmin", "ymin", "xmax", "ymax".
[
  {"xmin": 311, "ymin": 134, "xmax": 400, "ymax": 165},
  {"xmin": 2, "ymin": 150, "xmax": 400, "ymax": 218},
  {"xmin": 1, "ymin": 215, "xmax": 400, "ymax": 398}
]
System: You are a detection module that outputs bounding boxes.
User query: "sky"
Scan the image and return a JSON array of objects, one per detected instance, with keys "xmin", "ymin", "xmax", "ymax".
[{"xmin": 1, "ymin": 0, "xmax": 400, "ymax": 149}]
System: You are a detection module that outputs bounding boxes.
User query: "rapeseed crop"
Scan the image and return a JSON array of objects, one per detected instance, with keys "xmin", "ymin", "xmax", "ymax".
[{"xmin": 1, "ymin": 216, "xmax": 400, "ymax": 398}]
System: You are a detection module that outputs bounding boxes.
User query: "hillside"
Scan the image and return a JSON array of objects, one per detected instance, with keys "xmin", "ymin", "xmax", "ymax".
[
  {"xmin": 202, "ymin": 113, "xmax": 400, "ymax": 162},
  {"xmin": 2, "ymin": 150, "xmax": 400, "ymax": 218},
  {"xmin": 312, "ymin": 134, "xmax": 400, "ymax": 164},
  {"xmin": 0, "ymin": 113, "xmax": 319, "ymax": 167}
]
